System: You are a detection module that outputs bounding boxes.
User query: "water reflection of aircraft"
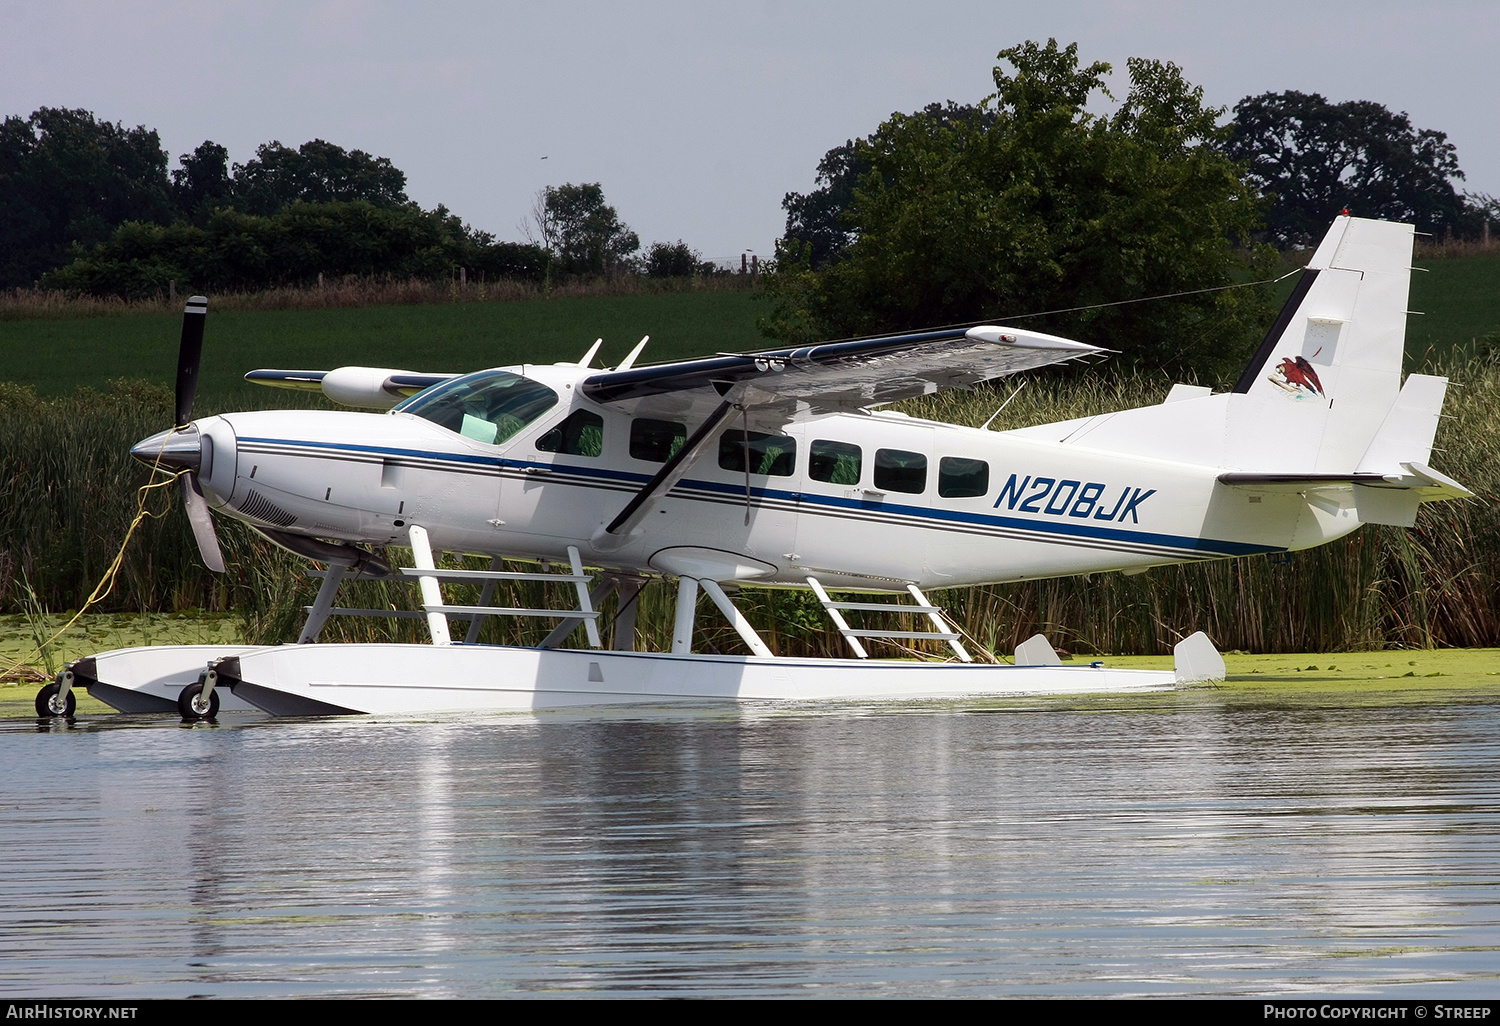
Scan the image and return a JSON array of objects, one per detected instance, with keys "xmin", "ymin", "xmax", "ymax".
[{"xmin": 40, "ymin": 215, "xmax": 1469, "ymax": 719}]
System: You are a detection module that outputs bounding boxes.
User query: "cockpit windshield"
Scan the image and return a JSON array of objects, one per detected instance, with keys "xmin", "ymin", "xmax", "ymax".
[{"xmin": 391, "ymin": 370, "xmax": 558, "ymax": 445}]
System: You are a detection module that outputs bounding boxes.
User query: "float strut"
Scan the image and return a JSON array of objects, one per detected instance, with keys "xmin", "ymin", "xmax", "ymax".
[
  {"xmin": 567, "ymin": 546, "xmax": 602, "ymax": 649},
  {"xmin": 672, "ymin": 577, "xmax": 699, "ymax": 654},
  {"xmin": 463, "ymin": 556, "xmax": 503, "ymax": 644},
  {"xmin": 407, "ymin": 524, "xmax": 452, "ymax": 646},
  {"xmin": 700, "ymin": 580, "xmax": 774, "ymax": 658},
  {"xmin": 298, "ymin": 564, "xmax": 347, "ymax": 643},
  {"xmin": 611, "ymin": 576, "xmax": 645, "ymax": 652}
]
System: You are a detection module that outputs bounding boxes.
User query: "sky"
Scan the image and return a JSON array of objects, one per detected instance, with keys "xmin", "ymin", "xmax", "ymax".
[{"xmin": 4, "ymin": 1, "xmax": 1498, "ymax": 264}]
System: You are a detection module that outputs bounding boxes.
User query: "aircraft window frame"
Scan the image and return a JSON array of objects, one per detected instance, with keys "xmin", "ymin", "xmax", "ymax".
[
  {"xmin": 808, "ymin": 439, "xmax": 862, "ymax": 485},
  {"xmin": 874, "ymin": 448, "xmax": 927, "ymax": 494},
  {"xmin": 938, "ymin": 456, "xmax": 990, "ymax": 498},
  {"xmin": 535, "ymin": 409, "xmax": 604, "ymax": 458},
  {"xmin": 390, "ymin": 370, "xmax": 558, "ymax": 446},
  {"xmin": 718, "ymin": 430, "xmax": 797, "ymax": 477},
  {"xmin": 630, "ymin": 418, "xmax": 687, "ymax": 463}
]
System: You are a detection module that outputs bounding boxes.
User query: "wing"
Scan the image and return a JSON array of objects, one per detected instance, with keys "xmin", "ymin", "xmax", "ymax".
[
  {"xmin": 579, "ymin": 325, "xmax": 1104, "ymax": 424},
  {"xmin": 245, "ymin": 367, "xmax": 458, "ymax": 409}
]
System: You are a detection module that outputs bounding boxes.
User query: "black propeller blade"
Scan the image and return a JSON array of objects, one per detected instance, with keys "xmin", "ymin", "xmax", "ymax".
[
  {"xmin": 175, "ymin": 295, "xmax": 208, "ymax": 427},
  {"xmin": 169, "ymin": 295, "xmax": 224, "ymax": 571}
]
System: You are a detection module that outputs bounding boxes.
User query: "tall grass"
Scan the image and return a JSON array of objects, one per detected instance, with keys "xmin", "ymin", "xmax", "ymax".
[
  {"xmin": 1416, "ymin": 236, "xmax": 1500, "ymax": 260},
  {"xmin": 2, "ymin": 358, "xmax": 1496, "ymax": 655}
]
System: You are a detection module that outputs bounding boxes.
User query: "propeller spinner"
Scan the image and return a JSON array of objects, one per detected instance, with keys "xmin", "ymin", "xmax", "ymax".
[{"xmin": 130, "ymin": 296, "xmax": 226, "ymax": 573}]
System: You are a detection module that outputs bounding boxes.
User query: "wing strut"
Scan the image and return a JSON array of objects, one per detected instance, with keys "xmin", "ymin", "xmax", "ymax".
[
  {"xmin": 740, "ymin": 405, "xmax": 752, "ymax": 526},
  {"xmin": 593, "ymin": 399, "xmax": 735, "ymax": 548}
]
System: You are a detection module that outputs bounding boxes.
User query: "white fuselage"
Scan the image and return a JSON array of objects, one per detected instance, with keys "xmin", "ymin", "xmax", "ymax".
[{"xmin": 189, "ymin": 363, "xmax": 1357, "ymax": 591}]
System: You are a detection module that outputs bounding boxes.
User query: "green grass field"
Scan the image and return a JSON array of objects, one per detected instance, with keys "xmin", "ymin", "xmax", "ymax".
[
  {"xmin": 0, "ymin": 252, "xmax": 1494, "ymax": 406},
  {"xmin": 0, "ymin": 290, "xmax": 768, "ymax": 409},
  {"xmin": 1408, "ymin": 251, "xmax": 1500, "ymax": 362}
]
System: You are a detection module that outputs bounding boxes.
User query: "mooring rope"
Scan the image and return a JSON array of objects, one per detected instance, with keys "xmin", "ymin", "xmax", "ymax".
[{"xmin": 2, "ymin": 441, "xmax": 183, "ymax": 683}]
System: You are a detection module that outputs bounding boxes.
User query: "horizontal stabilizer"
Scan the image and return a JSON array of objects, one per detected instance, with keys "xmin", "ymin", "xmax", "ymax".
[
  {"xmin": 1400, "ymin": 461, "xmax": 1473, "ymax": 500},
  {"xmin": 1218, "ymin": 461, "xmax": 1471, "ymax": 527},
  {"xmin": 1218, "ymin": 472, "xmax": 1386, "ymax": 489}
]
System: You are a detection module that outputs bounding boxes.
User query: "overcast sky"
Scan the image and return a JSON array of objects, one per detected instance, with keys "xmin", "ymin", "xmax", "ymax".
[{"xmin": 4, "ymin": 1, "xmax": 1497, "ymax": 262}]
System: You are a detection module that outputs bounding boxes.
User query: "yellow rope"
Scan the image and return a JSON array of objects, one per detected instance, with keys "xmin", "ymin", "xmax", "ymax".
[{"xmin": 2, "ymin": 444, "xmax": 185, "ymax": 683}]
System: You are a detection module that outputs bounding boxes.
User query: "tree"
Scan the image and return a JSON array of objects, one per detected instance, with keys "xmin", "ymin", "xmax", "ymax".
[
  {"xmin": 780, "ymin": 104, "xmax": 995, "ymax": 269},
  {"xmin": 230, "ymin": 139, "xmax": 409, "ymax": 216},
  {"xmin": 41, "ymin": 201, "xmax": 467, "ymax": 297},
  {"xmin": 171, "ymin": 140, "xmax": 234, "ymax": 226},
  {"xmin": 761, "ymin": 41, "xmax": 1274, "ymax": 379},
  {"xmin": 780, "ymin": 140, "xmax": 862, "ymax": 270},
  {"xmin": 645, "ymin": 240, "xmax": 711, "ymax": 277},
  {"xmin": 529, "ymin": 183, "xmax": 639, "ymax": 276},
  {"xmin": 0, "ymin": 107, "xmax": 175, "ymax": 288},
  {"xmin": 1225, "ymin": 91, "xmax": 1476, "ymax": 245}
]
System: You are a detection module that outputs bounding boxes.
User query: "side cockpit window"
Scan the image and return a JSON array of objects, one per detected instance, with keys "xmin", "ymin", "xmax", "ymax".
[
  {"xmin": 536, "ymin": 410, "xmax": 604, "ymax": 457},
  {"xmin": 392, "ymin": 370, "xmax": 558, "ymax": 445},
  {"xmin": 631, "ymin": 419, "xmax": 686, "ymax": 463}
]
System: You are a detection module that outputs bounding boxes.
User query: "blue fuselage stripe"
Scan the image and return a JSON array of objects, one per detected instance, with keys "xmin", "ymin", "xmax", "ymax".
[{"xmin": 236, "ymin": 436, "xmax": 1276, "ymax": 557}]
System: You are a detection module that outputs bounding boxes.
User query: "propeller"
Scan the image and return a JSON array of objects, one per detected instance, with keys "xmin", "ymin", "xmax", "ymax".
[
  {"xmin": 131, "ymin": 296, "xmax": 225, "ymax": 573},
  {"xmin": 175, "ymin": 295, "xmax": 207, "ymax": 427}
]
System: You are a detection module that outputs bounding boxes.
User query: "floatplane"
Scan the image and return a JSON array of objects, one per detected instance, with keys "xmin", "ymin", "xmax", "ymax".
[{"xmin": 37, "ymin": 214, "xmax": 1470, "ymax": 719}]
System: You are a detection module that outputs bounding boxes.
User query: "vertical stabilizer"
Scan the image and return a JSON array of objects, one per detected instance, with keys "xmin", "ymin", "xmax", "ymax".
[
  {"xmin": 1231, "ymin": 215, "xmax": 1414, "ymax": 471},
  {"xmin": 1005, "ymin": 215, "xmax": 1422, "ymax": 478}
]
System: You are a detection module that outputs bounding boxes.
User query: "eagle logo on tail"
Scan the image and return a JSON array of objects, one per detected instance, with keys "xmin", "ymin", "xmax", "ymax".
[{"xmin": 1269, "ymin": 356, "xmax": 1325, "ymax": 398}]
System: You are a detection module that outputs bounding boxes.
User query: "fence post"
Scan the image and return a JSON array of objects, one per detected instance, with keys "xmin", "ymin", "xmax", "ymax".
[
  {"xmin": 318, "ymin": 272, "xmax": 324, "ymax": 289},
  {"xmin": 169, "ymin": 280, "xmax": 176, "ymax": 304},
  {"xmin": 460, "ymin": 266, "xmax": 467, "ymax": 288},
  {"xmin": 750, "ymin": 254, "xmax": 758, "ymax": 283},
  {"xmin": 741, "ymin": 254, "xmax": 748, "ymax": 275}
]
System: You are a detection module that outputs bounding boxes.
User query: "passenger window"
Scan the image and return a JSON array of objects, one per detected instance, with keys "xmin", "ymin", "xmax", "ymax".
[
  {"xmin": 874, "ymin": 448, "xmax": 927, "ymax": 494},
  {"xmin": 630, "ymin": 418, "xmax": 686, "ymax": 463},
  {"xmin": 536, "ymin": 410, "xmax": 604, "ymax": 457},
  {"xmin": 809, "ymin": 439, "xmax": 861, "ymax": 485},
  {"xmin": 719, "ymin": 430, "xmax": 796, "ymax": 476},
  {"xmin": 939, "ymin": 456, "xmax": 989, "ymax": 498}
]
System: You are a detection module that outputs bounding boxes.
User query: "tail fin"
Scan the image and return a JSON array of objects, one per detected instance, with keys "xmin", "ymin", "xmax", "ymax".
[
  {"xmin": 1011, "ymin": 214, "xmax": 1470, "ymax": 530},
  {"xmin": 1231, "ymin": 215, "xmax": 1414, "ymax": 470}
]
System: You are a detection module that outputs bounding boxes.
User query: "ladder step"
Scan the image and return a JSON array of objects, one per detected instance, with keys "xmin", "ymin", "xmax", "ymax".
[
  {"xmin": 400, "ymin": 567, "xmax": 589, "ymax": 583},
  {"xmin": 424, "ymin": 604, "xmax": 602, "ymax": 619},
  {"xmin": 840, "ymin": 629, "xmax": 961, "ymax": 641},
  {"xmin": 819, "ymin": 600, "xmax": 942, "ymax": 614},
  {"xmin": 306, "ymin": 607, "xmax": 428, "ymax": 619}
]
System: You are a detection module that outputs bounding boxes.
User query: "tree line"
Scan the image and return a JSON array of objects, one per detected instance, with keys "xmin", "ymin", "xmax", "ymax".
[
  {"xmin": 769, "ymin": 40, "xmax": 1497, "ymax": 378},
  {"xmin": 0, "ymin": 109, "xmax": 718, "ymax": 297},
  {"xmin": 5, "ymin": 45, "xmax": 1494, "ymax": 381}
]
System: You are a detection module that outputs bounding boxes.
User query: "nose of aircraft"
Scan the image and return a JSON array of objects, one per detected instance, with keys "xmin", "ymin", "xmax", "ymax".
[{"xmin": 130, "ymin": 425, "xmax": 202, "ymax": 473}]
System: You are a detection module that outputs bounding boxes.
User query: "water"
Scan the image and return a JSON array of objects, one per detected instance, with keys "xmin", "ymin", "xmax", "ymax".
[{"xmin": 2, "ymin": 690, "xmax": 1498, "ymax": 998}]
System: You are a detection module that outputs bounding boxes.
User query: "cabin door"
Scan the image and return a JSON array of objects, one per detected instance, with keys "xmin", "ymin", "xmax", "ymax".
[{"xmin": 792, "ymin": 424, "xmax": 933, "ymax": 587}]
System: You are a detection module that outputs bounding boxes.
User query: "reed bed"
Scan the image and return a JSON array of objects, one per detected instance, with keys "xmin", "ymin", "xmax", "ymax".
[
  {"xmin": 1, "ymin": 357, "xmax": 1496, "ymax": 661},
  {"xmin": 0, "ymin": 272, "xmax": 758, "ymax": 322}
]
